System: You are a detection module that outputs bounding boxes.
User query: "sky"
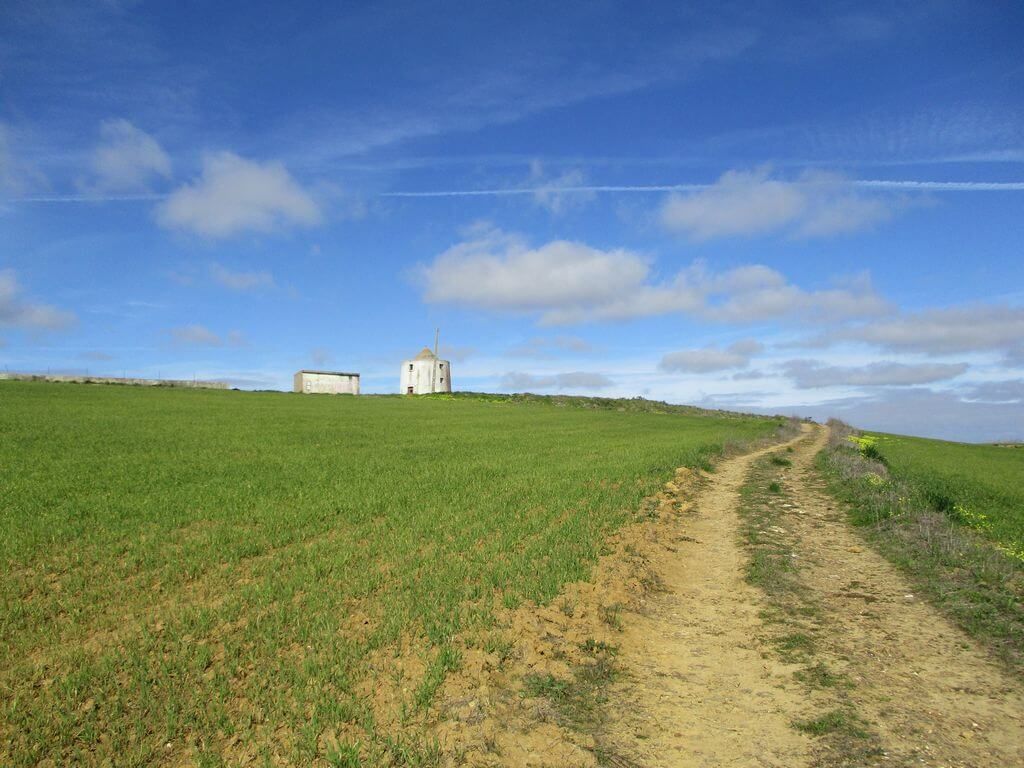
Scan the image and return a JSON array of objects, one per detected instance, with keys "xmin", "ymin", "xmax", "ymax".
[{"xmin": 1, "ymin": 0, "xmax": 1023, "ymax": 442}]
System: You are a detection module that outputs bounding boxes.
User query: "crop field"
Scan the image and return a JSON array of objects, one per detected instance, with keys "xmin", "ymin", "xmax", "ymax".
[
  {"xmin": 0, "ymin": 381, "xmax": 780, "ymax": 766},
  {"xmin": 864, "ymin": 433, "xmax": 1024, "ymax": 558}
]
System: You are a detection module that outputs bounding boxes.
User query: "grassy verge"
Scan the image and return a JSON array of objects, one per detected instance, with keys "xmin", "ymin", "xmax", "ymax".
[
  {"xmin": 0, "ymin": 381, "xmax": 782, "ymax": 766},
  {"xmin": 817, "ymin": 421, "xmax": 1024, "ymax": 672},
  {"xmin": 738, "ymin": 452, "xmax": 883, "ymax": 764}
]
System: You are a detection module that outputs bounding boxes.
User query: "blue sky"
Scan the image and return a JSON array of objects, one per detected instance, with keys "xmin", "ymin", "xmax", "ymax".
[{"xmin": 2, "ymin": 0, "xmax": 1023, "ymax": 441}]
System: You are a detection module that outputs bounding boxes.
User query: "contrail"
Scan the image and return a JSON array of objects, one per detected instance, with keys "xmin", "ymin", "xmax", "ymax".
[
  {"xmin": 5, "ymin": 180, "xmax": 1024, "ymax": 205},
  {"xmin": 381, "ymin": 180, "xmax": 1024, "ymax": 197},
  {"xmin": 380, "ymin": 184, "xmax": 707, "ymax": 197},
  {"xmin": 6, "ymin": 193, "xmax": 168, "ymax": 203},
  {"xmin": 853, "ymin": 180, "xmax": 1024, "ymax": 191}
]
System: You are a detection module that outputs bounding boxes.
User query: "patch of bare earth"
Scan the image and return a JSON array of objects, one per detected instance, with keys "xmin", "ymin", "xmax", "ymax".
[
  {"xmin": 430, "ymin": 425, "xmax": 1024, "ymax": 767},
  {"xmin": 425, "ymin": 432, "xmax": 809, "ymax": 766},
  {"xmin": 598, "ymin": 431, "xmax": 815, "ymax": 767},
  {"xmin": 428, "ymin": 467, "xmax": 708, "ymax": 767}
]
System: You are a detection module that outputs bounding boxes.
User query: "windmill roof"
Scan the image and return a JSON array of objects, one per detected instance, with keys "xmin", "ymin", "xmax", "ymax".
[{"xmin": 414, "ymin": 347, "xmax": 438, "ymax": 360}]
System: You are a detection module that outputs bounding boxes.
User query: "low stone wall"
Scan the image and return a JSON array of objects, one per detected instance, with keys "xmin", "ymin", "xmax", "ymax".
[{"xmin": 0, "ymin": 373, "xmax": 229, "ymax": 389}]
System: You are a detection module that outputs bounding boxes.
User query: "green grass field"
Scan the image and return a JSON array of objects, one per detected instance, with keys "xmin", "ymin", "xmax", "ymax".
[
  {"xmin": 864, "ymin": 433, "xmax": 1024, "ymax": 558},
  {"xmin": 0, "ymin": 381, "xmax": 780, "ymax": 766}
]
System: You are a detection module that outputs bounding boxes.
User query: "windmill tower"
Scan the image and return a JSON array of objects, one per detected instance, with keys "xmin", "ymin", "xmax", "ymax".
[{"xmin": 400, "ymin": 329, "xmax": 452, "ymax": 395}]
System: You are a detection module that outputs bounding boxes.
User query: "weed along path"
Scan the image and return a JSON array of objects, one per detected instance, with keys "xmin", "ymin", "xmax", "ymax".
[{"xmin": 601, "ymin": 426, "xmax": 1024, "ymax": 768}]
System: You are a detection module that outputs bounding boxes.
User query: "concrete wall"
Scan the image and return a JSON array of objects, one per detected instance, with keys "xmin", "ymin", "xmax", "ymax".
[
  {"xmin": 293, "ymin": 371, "xmax": 360, "ymax": 395},
  {"xmin": 0, "ymin": 373, "xmax": 228, "ymax": 389},
  {"xmin": 399, "ymin": 359, "xmax": 452, "ymax": 394}
]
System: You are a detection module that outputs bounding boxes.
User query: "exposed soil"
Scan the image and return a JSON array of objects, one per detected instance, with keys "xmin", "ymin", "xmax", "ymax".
[
  {"xmin": 600, "ymin": 431, "xmax": 815, "ymax": 767},
  {"xmin": 771, "ymin": 427, "xmax": 1024, "ymax": 766},
  {"xmin": 436, "ymin": 426, "xmax": 1024, "ymax": 767}
]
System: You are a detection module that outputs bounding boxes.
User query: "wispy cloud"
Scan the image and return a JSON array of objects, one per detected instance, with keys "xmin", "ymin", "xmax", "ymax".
[
  {"xmin": 0, "ymin": 270, "xmax": 75, "ymax": 330},
  {"xmin": 500, "ymin": 371, "xmax": 614, "ymax": 391},
  {"xmin": 660, "ymin": 340, "xmax": 763, "ymax": 373},
  {"xmin": 964, "ymin": 379, "xmax": 1024, "ymax": 404},
  {"xmin": 0, "ymin": 123, "xmax": 49, "ymax": 198},
  {"xmin": 169, "ymin": 324, "xmax": 246, "ymax": 347},
  {"xmin": 209, "ymin": 263, "xmax": 275, "ymax": 292},
  {"xmin": 527, "ymin": 160, "xmax": 595, "ymax": 215},
  {"xmin": 507, "ymin": 335, "xmax": 594, "ymax": 358},
  {"xmin": 84, "ymin": 119, "xmax": 171, "ymax": 193},
  {"xmin": 782, "ymin": 359, "xmax": 968, "ymax": 388},
  {"xmin": 660, "ymin": 167, "xmax": 897, "ymax": 239},
  {"xmin": 820, "ymin": 305, "xmax": 1024, "ymax": 360}
]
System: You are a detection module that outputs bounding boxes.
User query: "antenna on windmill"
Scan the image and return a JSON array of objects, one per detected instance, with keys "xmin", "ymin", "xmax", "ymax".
[{"xmin": 434, "ymin": 327, "xmax": 439, "ymax": 357}]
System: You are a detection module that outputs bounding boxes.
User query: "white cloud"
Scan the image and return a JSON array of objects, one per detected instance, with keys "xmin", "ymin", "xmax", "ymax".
[
  {"xmin": 420, "ymin": 226, "xmax": 890, "ymax": 325},
  {"xmin": 832, "ymin": 305, "xmax": 1024, "ymax": 358},
  {"xmin": 964, "ymin": 379, "xmax": 1024, "ymax": 403},
  {"xmin": 699, "ymin": 268, "xmax": 891, "ymax": 324},
  {"xmin": 209, "ymin": 263, "xmax": 275, "ymax": 292},
  {"xmin": 528, "ymin": 161, "xmax": 594, "ymax": 214},
  {"xmin": 782, "ymin": 359, "xmax": 968, "ymax": 388},
  {"xmin": 88, "ymin": 119, "xmax": 171, "ymax": 192},
  {"xmin": 420, "ymin": 226, "xmax": 650, "ymax": 320},
  {"xmin": 507, "ymin": 335, "xmax": 593, "ymax": 357},
  {"xmin": 500, "ymin": 371, "xmax": 614, "ymax": 391},
  {"xmin": 660, "ymin": 339, "xmax": 763, "ymax": 373},
  {"xmin": 169, "ymin": 324, "xmax": 245, "ymax": 347},
  {"xmin": 660, "ymin": 167, "xmax": 894, "ymax": 240},
  {"xmin": 0, "ymin": 270, "xmax": 75, "ymax": 329},
  {"xmin": 156, "ymin": 152, "xmax": 320, "ymax": 237},
  {"xmin": 0, "ymin": 123, "xmax": 49, "ymax": 197}
]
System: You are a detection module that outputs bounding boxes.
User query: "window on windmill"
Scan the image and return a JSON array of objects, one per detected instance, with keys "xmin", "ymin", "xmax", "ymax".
[{"xmin": 408, "ymin": 364, "xmax": 413, "ymax": 371}]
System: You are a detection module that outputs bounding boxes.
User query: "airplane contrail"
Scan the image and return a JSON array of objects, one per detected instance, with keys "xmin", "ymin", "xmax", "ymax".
[
  {"xmin": 7, "ymin": 193, "xmax": 167, "ymax": 203},
  {"xmin": 5, "ymin": 180, "xmax": 1024, "ymax": 204},
  {"xmin": 380, "ymin": 180, "xmax": 1024, "ymax": 197},
  {"xmin": 853, "ymin": 180, "xmax": 1024, "ymax": 191}
]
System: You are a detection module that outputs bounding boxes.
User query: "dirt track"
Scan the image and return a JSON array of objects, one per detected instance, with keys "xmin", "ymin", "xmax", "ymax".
[{"xmin": 603, "ymin": 425, "xmax": 1024, "ymax": 767}]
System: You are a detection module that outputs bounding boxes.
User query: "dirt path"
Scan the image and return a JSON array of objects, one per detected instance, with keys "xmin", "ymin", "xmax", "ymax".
[
  {"xmin": 782, "ymin": 426, "xmax": 1024, "ymax": 766},
  {"xmin": 604, "ymin": 426, "xmax": 1024, "ymax": 767},
  {"xmin": 604, "ymin": 429, "xmax": 815, "ymax": 767}
]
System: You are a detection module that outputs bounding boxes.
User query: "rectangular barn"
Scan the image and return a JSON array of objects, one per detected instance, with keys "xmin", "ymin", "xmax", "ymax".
[{"xmin": 293, "ymin": 370, "xmax": 360, "ymax": 395}]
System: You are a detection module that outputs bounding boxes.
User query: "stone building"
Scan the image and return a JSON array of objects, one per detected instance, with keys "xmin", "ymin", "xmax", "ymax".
[
  {"xmin": 293, "ymin": 370, "xmax": 360, "ymax": 395},
  {"xmin": 400, "ymin": 347, "xmax": 451, "ymax": 395}
]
